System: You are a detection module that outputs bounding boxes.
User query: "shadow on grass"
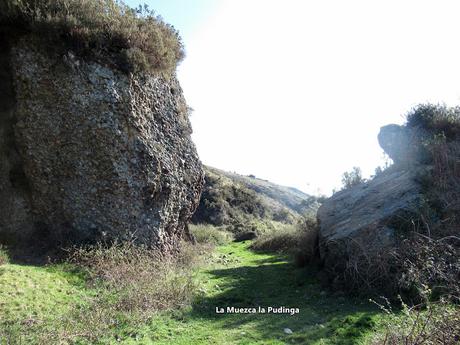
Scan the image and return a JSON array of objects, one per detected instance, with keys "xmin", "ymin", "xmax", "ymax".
[{"xmin": 188, "ymin": 258, "xmax": 379, "ymax": 344}]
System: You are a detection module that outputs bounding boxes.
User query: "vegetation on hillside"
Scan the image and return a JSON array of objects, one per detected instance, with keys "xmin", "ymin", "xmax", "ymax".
[
  {"xmin": 311, "ymin": 104, "xmax": 460, "ymax": 343},
  {"xmin": 327, "ymin": 104, "xmax": 460, "ymax": 300},
  {"xmin": 192, "ymin": 166, "xmax": 320, "ymax": 239},
  {"xmin": 0, "ymin": 0, "xmax": 184, "ymax": 73},
  {"xmin": 341, "ymin": 166, "xmax": 365, "ymax": 190},
  {"xmin": 402, "ymin": 105, "xmax": 460, "ymax": 301},
  {"xmin": 406, "ymin": 103, "xmax": 460, "ymax": 138},
  {"xmin": 218, "ymin": 168, "xmax": 322, "ymax": 216},
  {"xmin": 193, "ymin": 169, "xmax": 275, "ymax": 226}
]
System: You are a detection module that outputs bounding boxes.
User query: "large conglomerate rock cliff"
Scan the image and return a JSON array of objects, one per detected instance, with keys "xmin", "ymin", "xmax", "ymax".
[{"xmin": 0, "ymin": 36, "xmax": 204, "ymax": 249}]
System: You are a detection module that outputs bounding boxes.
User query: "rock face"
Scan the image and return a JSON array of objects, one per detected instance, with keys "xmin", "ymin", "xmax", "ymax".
[
  {"xmin": 317, "ymin": 124, "xmax": 426, "ymax": 270},
  {"xmin": 377, "ymin": 124, "xmax": 424, "ymax": 165},
  {"xmin": 0, "ymin": 37, "xmax": 204, "ymax": 249}
]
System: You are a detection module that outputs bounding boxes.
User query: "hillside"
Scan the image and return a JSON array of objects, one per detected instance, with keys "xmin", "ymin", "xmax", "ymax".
[
  {"xmin": 192, "ymin": 166, "xmax": 320, "ymax": 232},
  {"xmin": 215, "ymin": 168, "xmax": 321, "ymax": 215}
]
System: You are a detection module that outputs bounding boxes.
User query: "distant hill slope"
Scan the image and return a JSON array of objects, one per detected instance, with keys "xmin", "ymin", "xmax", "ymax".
[
  {"xmin": 192, "ymin": 166, "xmax": 320, "ymax": 230},
  {"xmin": 217, "ymin": 168, "xmax": 320, "ymax": 215}
]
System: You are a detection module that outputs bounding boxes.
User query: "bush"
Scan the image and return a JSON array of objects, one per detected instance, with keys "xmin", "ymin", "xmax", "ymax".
[
  {"xmin": 371, "ymin": 298, "xmax": 460, "ymax": 345},
  {"xmin": 250, "ymin": 217, "xmax": 318, "ymax": 266},
  {"xmin": 403, "ymin": 104, "xmax": 460, "ymax": 301},
  {"xmin": 341, "ymin": 166, "xmax": 365, "ymax": 190},
  {"xmin": 250, "ymin": 223, "xmax": 299, "ymax": 253},
  {"xmin": 189, "ymin": 224, "xmax": 233, "ymax": 246},
  {"xmin": 326, "ymin": 233, "xmax": 459, "ymax": 299},
  {"xmin": 70, "ymin": 241, "xmax": 197, "ymax": 313},
  {"xmin": 406, "ymin": 103, "xmax": 460, "ymax": 140},
  {"xmin": 0, "ymin": 0, "xmax": 184, "ymax": 74},
  {"xmin": 62, "ymin": 240, "xmax": 198, "ymax": 340}
]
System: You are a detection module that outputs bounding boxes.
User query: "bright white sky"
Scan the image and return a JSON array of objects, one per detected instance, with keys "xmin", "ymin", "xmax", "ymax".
[{"xmin": 127, "ymin": 0, "xmax": 460, "ymax": 195}]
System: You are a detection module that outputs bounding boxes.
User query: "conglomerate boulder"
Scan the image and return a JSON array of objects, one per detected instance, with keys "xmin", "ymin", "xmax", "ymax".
[{"xmin": 0, "ymin": 37, "xmax": 204, "ymax": 249}]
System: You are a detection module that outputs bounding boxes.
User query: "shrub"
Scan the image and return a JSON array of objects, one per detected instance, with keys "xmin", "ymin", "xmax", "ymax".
[
  {"xmin": 322, "ymin": 228, "xmax": 460, "ymax": 299},
  {"xmin": 250, "ymin": 217, "xmax": 318, "ymax": 266},
  {"xmin": 397, "ymin": 235, "xmax": 460, "ymax": 301},
  {"xmin": 250, "ymin": 223, "xmax": 299, "ymax": 253},
  {"xmin": 68, "ymin": 241, "xmax": 197, "ymax": 321},
  {"xmin": 371, "ymin": 298, "xmax": 460, "ymax": 345},
  {"xmin": 0, "ymin": 0, "xmax": 184, "ymax": 74},
  {"xmin": 341, "ymin": 166, "xmax": 365, "ymax": 190},
  {"xmin": 226, "ymin": 219, "xmax": 278, "ymax": 236},
  {"xmin": 403, "ymin": 104, "xmax": 460, "ymax": 301},
  {"xmin": 406, "ymin": 103, "xmax": 460, "ymax": 140},
  {"xmin": 189, "ymin": 224, "xmax": 233, "ymax": 246}
]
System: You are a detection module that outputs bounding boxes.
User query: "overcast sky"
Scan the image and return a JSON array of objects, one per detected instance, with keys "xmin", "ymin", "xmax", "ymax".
[{"xmin": 127, "ymin": 0, "xmax": 460, "ymax": 195}]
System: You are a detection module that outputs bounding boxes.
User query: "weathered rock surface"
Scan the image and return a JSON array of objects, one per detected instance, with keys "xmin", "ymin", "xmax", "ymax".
[
  {"xmin": 317, "ymin": 169, "xmax": 424, "ymax": 269},
  {"xmin": 0, "ymin": 37, "xmax": 204, "ymax": 249},
  {"xmin": 377, "ymin": 124, "xmax": 425, "ymax": 165},
  {"xmin": 317, "ymin": 124, "xmax": 427, "ymax": 270}
]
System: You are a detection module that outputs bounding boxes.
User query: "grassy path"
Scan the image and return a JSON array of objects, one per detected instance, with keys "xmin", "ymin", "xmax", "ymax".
[
  {"xmin": 0, "ymin": 241, "xmax": 383, "ymax": 344},
  {"xmin": 146, "ymin": 241, "xmax": 380, "ymax": 345}
]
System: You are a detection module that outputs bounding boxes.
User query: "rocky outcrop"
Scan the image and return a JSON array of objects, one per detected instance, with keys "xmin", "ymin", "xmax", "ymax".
[
  {"xmin": 377, "ymin": 124, "xmax": 426, "ymax": 166},
  {"xmin": 0, "ymin": 37, "xmax": 204, "ymax": 249},
  {"xmin": 317, "ymin": 169, "xmax": 425, "ymax": 269},
  {"xmin": 317, "ymin": 124, "xmax": 427, "ymax": 271}
]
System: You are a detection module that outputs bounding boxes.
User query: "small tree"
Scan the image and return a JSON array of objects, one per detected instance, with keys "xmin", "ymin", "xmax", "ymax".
[{"xmin": 341, "ymin": 167, "xmax": 365, "ymax": 190}]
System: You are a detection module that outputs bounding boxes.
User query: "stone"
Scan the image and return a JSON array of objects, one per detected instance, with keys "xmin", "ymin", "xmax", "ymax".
[
  {"xmin": 0, "ymin": 37, "xmax": 204, "ymax": 249},
  {"xmin": 317, "ymin": 122, "xmax": 432, "ymax": 272},
  {"xmin": 317, "ymin": 168, "xmax": 425, "ymax": 271},
  {"xmin": 378, "ymin": 124, "xmax": 426, "ymax": 165}
]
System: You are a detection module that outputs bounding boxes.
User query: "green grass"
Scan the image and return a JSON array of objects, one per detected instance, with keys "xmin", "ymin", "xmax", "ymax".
[
  {"xmin": 0, "ymin": 263, "xmax": 91, "ymax": 343},
  {"xmin": 142, "ymin": 242, "xmax": 381, "ymax": 345},
  {"xmin": 0, "ymin": 242, "xmax": 384, "ymax": 344}
]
